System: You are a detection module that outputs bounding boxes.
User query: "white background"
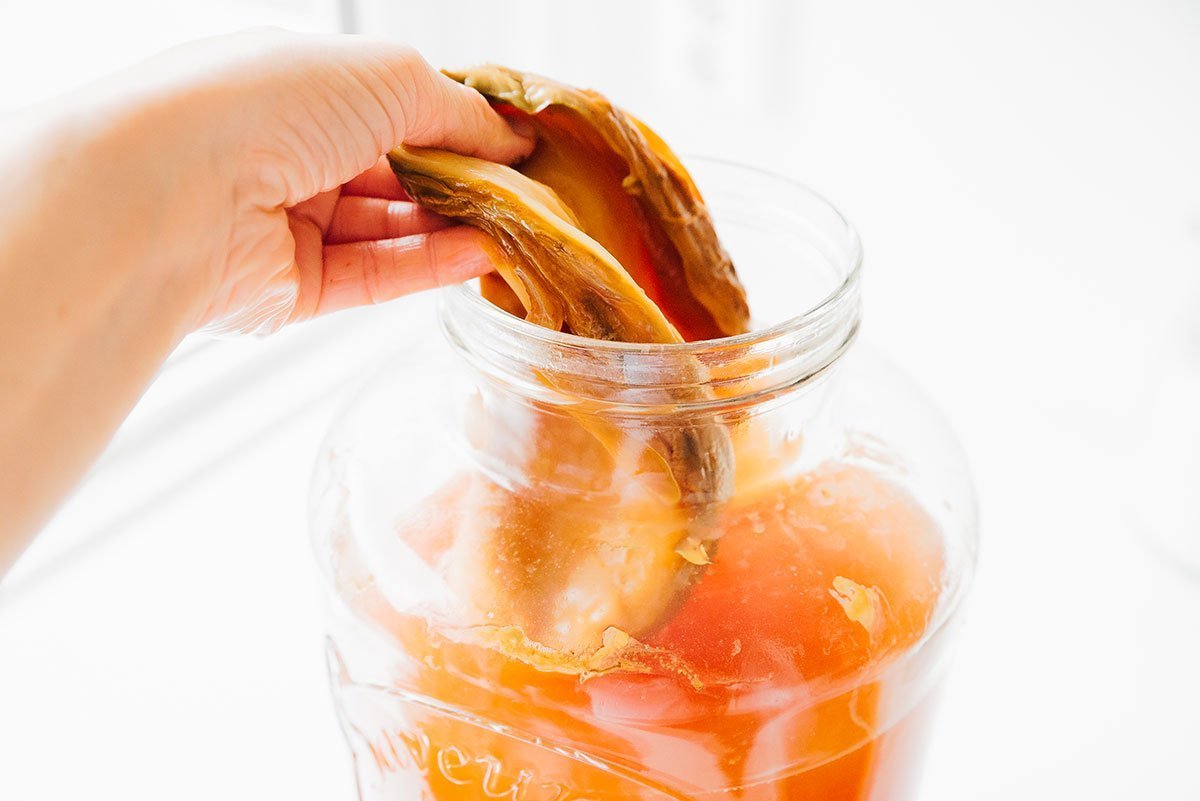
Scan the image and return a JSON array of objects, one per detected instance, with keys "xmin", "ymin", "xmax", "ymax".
[{"xmin": 2, "ymin": 1, "xmax": 1199, "ymax": 798}]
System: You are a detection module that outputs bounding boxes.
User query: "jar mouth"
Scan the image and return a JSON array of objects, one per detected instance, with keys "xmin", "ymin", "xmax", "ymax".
[{"xmin": 441, "ymin": 158, "xmax": 863, "ymax": 409}]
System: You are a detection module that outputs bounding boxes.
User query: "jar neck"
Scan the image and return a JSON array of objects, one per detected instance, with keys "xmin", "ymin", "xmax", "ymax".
[
  {"xmin": 439, "ymin": 271, "xmax": 861, "ymax": 417},
  {"xmin": 439, "ymin": 159, "xmax": 864, "ymax": 416}
]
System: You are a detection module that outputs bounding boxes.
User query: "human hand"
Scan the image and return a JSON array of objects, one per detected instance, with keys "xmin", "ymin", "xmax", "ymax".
[
  {"xmin": 0, "ymin": 30, "xmax": 532, "ymax": 567},
  {"xmin": 129, "ymin": 30, "xmax": 534, "ymax": 334}
]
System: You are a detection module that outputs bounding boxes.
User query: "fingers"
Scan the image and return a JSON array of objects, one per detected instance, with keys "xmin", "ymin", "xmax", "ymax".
[
  {"xmin": 325, "ymin": 196, "xmax": 453, "ymax": 245},
  {"xmin": 342, "ymin": 158, "xmax": 410, "ymax": 200},
  {"xmin": 304, "ymin": 226, "xmax": 497, "ymax": 319}
]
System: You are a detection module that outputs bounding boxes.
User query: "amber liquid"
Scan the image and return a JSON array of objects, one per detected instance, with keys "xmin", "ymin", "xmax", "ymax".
[{"xmin": 330, "ymin": 460, "xmax": 947, "ymax": 800}]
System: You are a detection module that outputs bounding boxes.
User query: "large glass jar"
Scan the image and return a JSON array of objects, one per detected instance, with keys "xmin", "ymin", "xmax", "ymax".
[{"xmin": 310, "ymin": 160, "xmax": 978, "ymax": 800}]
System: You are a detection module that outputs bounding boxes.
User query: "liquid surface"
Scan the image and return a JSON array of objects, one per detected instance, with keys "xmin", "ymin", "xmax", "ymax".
[{"xmin": 328, "ymin": 461, "xmax": 946, "ymax": 800}]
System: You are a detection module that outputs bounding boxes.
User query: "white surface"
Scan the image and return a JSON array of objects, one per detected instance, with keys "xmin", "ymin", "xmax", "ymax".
[{"xmin": 2, "ymin": 1, "xmax": 1200, "ymax": 799}]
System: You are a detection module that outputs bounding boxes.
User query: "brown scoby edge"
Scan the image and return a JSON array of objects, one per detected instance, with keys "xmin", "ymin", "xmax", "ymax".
[
  {"xmin": 386, "ymin": 144, "xmax": 736, "ymax": 650},
  {"xmin": 445, "ymin": 65, "xmax": 750, "ymax": 338},
  {"xmin": 386, "ymin": 145, "xmax": 679, "ymax": 343},
  {"xmin": 386, "ymin": 144, "xmax": 735, "ymax": 509},
  {"xmin": 579, "ymin": 90, "xmax": 751, "ymax": 338}
]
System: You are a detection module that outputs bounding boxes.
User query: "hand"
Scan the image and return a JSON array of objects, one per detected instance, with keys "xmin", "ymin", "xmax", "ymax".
[
  {"xmin": 0, "ymin": 30, "xmax": 532, "ymax": 571},
  {"xmin": 148, "ymin": 30, "xmax": 534, "ymax": 333}
]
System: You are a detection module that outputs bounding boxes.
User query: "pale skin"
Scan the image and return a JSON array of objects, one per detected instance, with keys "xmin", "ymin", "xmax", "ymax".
[{"xmin": 0, "ymin": 30, "xmax": 535, "ymax": 576}]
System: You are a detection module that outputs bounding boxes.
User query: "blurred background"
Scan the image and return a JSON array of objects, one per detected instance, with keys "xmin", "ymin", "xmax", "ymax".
[{"xmin": 1, "ymin": 0, "xmax": 1198, "ymax": 798}]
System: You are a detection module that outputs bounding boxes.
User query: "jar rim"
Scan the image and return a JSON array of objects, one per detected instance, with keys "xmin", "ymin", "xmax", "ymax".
[{"xmin": 443, "ymin": 157, "xmax": 863, "ymax": 359}]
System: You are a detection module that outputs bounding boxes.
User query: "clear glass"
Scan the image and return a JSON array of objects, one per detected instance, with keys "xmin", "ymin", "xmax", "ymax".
[{"xmin": 310, "ymin": 160, "xmax": 978, "ymax": 800}]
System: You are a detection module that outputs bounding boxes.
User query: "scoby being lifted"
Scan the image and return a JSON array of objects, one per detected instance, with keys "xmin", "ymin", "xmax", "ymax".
[{"xmin": 387, "ymin": 66, "xmax": 751, "ymax": 668}]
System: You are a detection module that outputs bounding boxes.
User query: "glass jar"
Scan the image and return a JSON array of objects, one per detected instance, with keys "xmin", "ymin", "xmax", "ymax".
[{"xmin": 310, "ymin": 160, "xmax": 978, "ymax": 800}]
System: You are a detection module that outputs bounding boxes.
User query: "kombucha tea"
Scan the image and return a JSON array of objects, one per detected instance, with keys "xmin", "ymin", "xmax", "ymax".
[{"xmin": 327, "ymin": 461, "xmax": 947, "ymax": 800}]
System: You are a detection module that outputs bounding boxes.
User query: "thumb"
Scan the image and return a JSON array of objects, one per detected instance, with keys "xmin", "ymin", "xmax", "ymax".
[{"xmin": 401, "ymin": 63, "xmax": 537, "ymax": 163}]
